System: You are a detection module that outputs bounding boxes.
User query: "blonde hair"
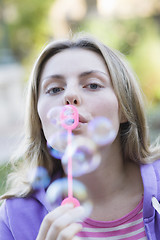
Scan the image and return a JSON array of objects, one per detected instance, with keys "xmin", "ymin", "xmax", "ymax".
[{"xmin": 1, "ymin": 33, "xmax": 160, "ymax": 200}]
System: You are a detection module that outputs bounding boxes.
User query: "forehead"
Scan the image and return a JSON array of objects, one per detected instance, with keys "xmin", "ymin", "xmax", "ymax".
[{"xmin": 40, "ymin": 48, "xmax": 109, "ymax": 79}]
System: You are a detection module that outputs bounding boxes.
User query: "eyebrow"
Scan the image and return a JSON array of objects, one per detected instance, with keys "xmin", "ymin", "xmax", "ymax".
[
  {"xmin": 79, "ymin": 70, "xmax": 109, "ymax": 78},
  {"xmin": 42, "ymin": 74, "xmax": 65, "ymax": 81},
  {"xmin": 42, "ymin": 70, "xmax": 109, "ymax": 82}
]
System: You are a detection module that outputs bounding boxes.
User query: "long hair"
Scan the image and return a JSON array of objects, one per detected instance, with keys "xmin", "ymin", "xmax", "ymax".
[{"xmin": 1, "ymin": 33, "xmax": 160, "ymax": 200}]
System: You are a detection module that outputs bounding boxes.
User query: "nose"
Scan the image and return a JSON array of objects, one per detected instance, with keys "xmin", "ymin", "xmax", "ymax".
[{"xmin": 63, "ymin": 92, "xmax": 81, "ymax": 106}]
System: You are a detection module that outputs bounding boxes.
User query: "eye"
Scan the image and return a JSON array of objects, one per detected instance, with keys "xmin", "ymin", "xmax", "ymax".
[
  {"xmin": 89, "ymin": 83, "xmax": 99, "ymax": 89},
  {"xmin": 85, "ymin": 83, "xmax": 103, "ymax": 90},
  {"xmin": 46, "ymin": 87, "xmax": 63, "ymax": 95}
]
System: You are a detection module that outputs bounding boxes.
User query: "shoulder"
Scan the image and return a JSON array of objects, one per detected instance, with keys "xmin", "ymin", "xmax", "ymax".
[
  {"xmin": 152, "ymin": 159, "xmax": 160, "ymax": 178},
  {"xmin": 141, "ymin": 159, "xmax": 160, "ymax": 213},
  {"xmin": 0, "ymin": 201, "xmax": 14, "ymax": 239},
  {"xmin": 141, "ymin": 159, "xmax": 160, "ymax": 183},
  {"xmin": 141, "ymin": 160, "xmax": 160, "ymax": 239},
  {"xmin": 151, "ymin": 159, "xmax": 160, "ymax": 200},
  {"xmin": 0, "ymin": 189, "xmax": 48, "ymax": 240}
]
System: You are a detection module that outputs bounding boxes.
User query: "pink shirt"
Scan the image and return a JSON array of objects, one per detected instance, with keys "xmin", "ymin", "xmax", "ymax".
[{"xmin": 78, "ymin": 198, "xmax": 147, "ymax": 239}]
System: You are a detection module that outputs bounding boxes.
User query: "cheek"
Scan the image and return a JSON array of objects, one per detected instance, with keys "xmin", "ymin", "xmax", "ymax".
[
  {"xmin": 87, "ymin": 93, "xmax": 120, "ymax": 130},
  {"xmin": 90, "ymin": 94, "xmax": 119, "ymax": 118},
  {"xmin": 37, "ymin": 99, "xmax": 52, "ymax": 139}
]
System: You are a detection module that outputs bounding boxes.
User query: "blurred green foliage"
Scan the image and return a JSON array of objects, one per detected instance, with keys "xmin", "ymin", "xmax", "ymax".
[
  {"xmin": 79, "ymin": 17, "xmax": 160, "ymax": 105},
  {"xmin": 0, "ymin": 164, "xmax": 11, "ymax": 199},
  {"xmin": 3, "ymin": 0, "xmax": 54, "ymax": 62},
  {"xmin": 2, "ymin": 1, "xmax": 160, "ymax": 104},
  {"xmin": 147, "ymin": 104, "xmax": 160, "ymax": 143}
]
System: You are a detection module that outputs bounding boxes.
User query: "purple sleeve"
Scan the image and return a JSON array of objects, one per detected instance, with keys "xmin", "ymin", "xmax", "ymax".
[
  {"xmin": 0, "ymin": 189, "xmax": 49, "ymax": 240},
  {"xmin": 0, "ymin": 202, "xmax": 14, "ymax": 239},
  {"xmin": 0, "ymin": 196, "xmax": 48, "ymax": 240}
]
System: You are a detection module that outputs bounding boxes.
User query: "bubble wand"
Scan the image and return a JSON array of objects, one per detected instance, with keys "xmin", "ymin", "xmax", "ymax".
[{"xmin": 60, "ymin": 105, "xmax": 80, "ymax": 207}]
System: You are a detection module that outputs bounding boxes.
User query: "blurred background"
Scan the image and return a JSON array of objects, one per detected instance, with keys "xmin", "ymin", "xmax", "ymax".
[{"xmin": 0, "ymin": 0, "xmax": 160, "ymax": 196}]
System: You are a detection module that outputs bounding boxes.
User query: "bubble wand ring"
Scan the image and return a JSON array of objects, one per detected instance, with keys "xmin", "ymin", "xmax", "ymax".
[{"xmin": 60, "ymin": 105, "xmax": 80, "ymax": 207}]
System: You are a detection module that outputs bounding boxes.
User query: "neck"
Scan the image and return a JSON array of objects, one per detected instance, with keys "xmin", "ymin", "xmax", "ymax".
[{"xmin": 77, "ymin": 136, "xmax": 125, "ymax": 197}]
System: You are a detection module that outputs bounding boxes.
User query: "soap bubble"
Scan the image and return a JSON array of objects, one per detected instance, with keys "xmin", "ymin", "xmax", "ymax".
[
  {"xmin": 46, "ymin": 178, "xmax": 92, "ymax": 216},
  {"xmin": 47, "ymin": 106, "xmax": 65, "ymax": 139},
  {"xmin": 47, "ymin": 106, "xmax": 67, "ymax": 154},
  {"xmin": 62, "ymin": 105, "xmax": 75, "ymax": 117},
  {"xmin": 62, "ymin": 136, "xmax": 101, "ymax": 177},
  {"xmin": 88, "ymin": 116, "xmax": 116, "ymax": 146},
  {"xmin": 47, "ymin": 144, "xmax": 63, "ymax": 159},
  {"xmin": 28, "ymin": 167, "xmax": 50, "ymax": 190},
  {"xmin": 47, "ymin": 105, "xmax": 78, "ymax": 154},
  {"xmin": 47, "ymin": 130, "xmax": 68, "ymax": 154},
  {"xmin": 47, "ymin": 106, "xmax": 63, "ymax": 126}
]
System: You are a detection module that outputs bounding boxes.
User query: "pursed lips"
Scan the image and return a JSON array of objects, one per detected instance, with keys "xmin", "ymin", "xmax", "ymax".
[
  {"xmin": 73, "ymin": 114, "xmax": 89, "ymax": 131},
  {"xmin": 78, "ymin": 114, "xmax": 88, "ymax": 124}
]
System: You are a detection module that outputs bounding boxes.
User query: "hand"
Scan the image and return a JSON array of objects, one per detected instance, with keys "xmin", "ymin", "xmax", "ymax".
[{"xmin": 36, "ymin": 203, "xmax": 85, "ymax": 240}]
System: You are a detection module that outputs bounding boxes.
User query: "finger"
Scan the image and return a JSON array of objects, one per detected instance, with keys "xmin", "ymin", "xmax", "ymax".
[
  {"xmin": 36, "ymin": 204, "xmax": 74, "ymax": 240},
  {"xmin": 46, "ymin": 207, "xmax": 85, "ymax": 240},
  {"xmin": 57, "ymin": 223, "xmax": 82, "ymax": 240}
]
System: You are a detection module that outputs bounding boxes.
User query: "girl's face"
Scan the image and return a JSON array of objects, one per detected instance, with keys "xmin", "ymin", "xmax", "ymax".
[{"xmin": 38, "ymin": 48, "xmax": 122, "ymax": 143}]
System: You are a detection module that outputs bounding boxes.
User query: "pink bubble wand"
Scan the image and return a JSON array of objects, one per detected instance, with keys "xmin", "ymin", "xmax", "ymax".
[{"xmin": 60, "ymin": 105, "xmax": 80, "ymax": 207}]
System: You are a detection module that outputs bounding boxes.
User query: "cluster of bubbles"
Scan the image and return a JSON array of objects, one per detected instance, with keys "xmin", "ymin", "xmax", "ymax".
[{"xmin": 28, "ymin": 105, "xmax": 116, "ymax": 216}]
